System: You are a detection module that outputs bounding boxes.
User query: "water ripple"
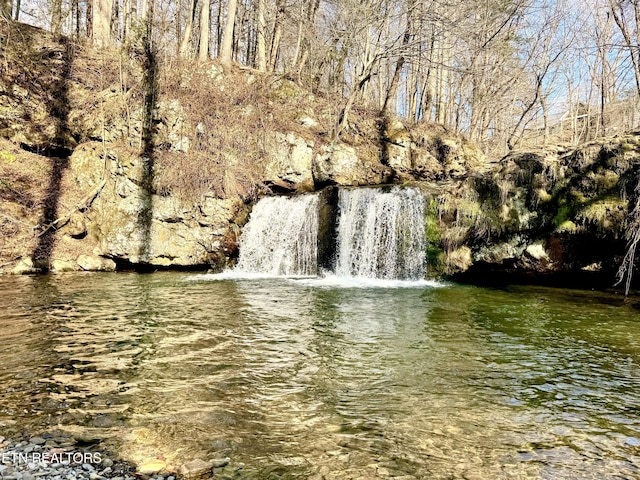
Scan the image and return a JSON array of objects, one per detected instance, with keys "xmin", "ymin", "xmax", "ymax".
[{"xmin": 0, "ymin": 274, "xmax": 639, "ymax": 478}]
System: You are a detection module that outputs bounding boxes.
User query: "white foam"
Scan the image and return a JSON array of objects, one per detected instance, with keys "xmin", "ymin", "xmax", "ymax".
[
  {"xmin": 187, "ymin": 272, "xmax": 446, "ymax": 289},
  {"xmin": 186, "ymin": 271, "xmax": 313, "ymax": 282},
  {"xmin": 289, "ymin": 274, "xmax": 446, "ymax": 289}
]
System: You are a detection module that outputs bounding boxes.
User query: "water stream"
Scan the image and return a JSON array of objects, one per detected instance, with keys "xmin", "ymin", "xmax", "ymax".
[
  {"xmin": 235, "ymin": 187, "xmax": 426, "ymax": 280},
  {"xmin": 334, "ymin": 187, "xmax": 426, "ymax": 280},
  {"xmin": 1, "ymin": 188, "xmax": 639, "ymax": 478},
  {"xmin": 1, "ymin": 273, "xmax": 639, "ymax": 479},
  {"xmin": 235, "ymin": 194, "xmax": 321, "ymax": 276}
]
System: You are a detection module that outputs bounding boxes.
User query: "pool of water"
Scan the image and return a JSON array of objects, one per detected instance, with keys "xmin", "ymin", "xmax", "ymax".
[{"xmin": 1, "ymin": 272, "xmax": 639, "ymax": 479}]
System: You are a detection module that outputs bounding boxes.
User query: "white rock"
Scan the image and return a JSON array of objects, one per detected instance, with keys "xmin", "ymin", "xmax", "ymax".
[
  {"xmin": 11, "ymin": 258, "xmax": 36, "ymax": 275},
  {"xmin": 77, "ymin": 255, "xmax": 116, "ymax": 272},
  {"xmin": 525, "ymin": 243, "xmax": 550, "ymax": 261}
]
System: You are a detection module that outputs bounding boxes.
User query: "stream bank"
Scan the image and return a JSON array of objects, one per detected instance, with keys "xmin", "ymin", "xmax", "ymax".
[{"xmin": 1, "ymin": 22, "xmax": 639, "ymax": 291}]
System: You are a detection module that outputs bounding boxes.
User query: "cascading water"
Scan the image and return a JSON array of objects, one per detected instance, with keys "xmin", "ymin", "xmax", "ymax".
[
  {"xmin": 334, "ymin": 187, "xmax": 426, "ymax": 280},
  {"xmin": 235, "ymin": 194, "xmax": 320, "ymax": 276},
  {"xmin": 234, "ymin": 186, "xmax": 426, "ymax": 280}
]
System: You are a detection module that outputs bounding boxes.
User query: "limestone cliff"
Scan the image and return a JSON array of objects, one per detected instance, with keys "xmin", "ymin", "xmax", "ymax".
[
  {"xmin": 0, "ymin": 22, "xmax": 481, "ymax": 274},
  {"xmin": 1, "ymin": 22, "xmax": 639, "ymax": 291}
]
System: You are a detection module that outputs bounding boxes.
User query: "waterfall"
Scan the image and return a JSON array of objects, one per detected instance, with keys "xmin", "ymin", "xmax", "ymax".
[
  {"xmin": 235, "ymin": 194, "xmax": 320, "ymax": 276},
  {"xmin": 234, "ymin": 186, "xmax": 426, "ymax": 280},
  {"xmin": 334, "ymin": 187, "xmax": 426, "ymax": 280}
]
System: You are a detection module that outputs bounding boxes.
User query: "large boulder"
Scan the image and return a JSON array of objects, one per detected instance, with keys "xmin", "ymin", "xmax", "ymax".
[
  {"xmin": 312, "ymin": 144, "xmax": 392, "ymax": 187},
  {"xmin": 77, "ymin": 254, "xmax": 116, "ymax": 271},
  {"xmin": 263, "ymin": 132, "xmax": 314, "ymax": 191},
  {"xmin": 67, "ymin": 143, "xmax": 248, "ymax": 269}
]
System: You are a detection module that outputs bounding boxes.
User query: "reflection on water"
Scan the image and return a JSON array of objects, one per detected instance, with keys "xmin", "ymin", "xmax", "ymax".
[{"xmin": 1, "ymin": 273, "xmax": 640, "ymax": 478}]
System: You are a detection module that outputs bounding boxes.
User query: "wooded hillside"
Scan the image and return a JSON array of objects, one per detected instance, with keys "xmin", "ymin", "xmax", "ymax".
[{"xmin": 3, "ymin": 0, "xmax": 640, "ymax": 155}]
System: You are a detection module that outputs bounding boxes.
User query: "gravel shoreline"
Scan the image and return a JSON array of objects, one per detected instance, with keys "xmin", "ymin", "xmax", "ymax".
[
  {"xmin": 0, "ymin": 434, "xmax": 234, "ymax": 480},
  {"xmin": 0, "ymin": 435, "xmax": 160, "ymax": 480}
]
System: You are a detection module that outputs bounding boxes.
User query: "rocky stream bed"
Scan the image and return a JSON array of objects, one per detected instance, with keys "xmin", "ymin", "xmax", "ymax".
[{"xmin": 0, "ymin": 435, "xmax": 232, "ymax": 480}]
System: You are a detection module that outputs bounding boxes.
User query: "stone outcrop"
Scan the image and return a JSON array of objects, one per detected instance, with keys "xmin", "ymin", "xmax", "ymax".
[
  {"xmin": 312, "ymin": 143, "xmax": 392, "ymax": 187},
  {"xmin": 425, "ymin": 133, "xmax": 640, "ymax": 287},
  {"xmin": 68, "ymin": 143, "xmax": 249, "ymax": 269},
  {"xmin": 263, "ymin": 132, "xmax": 315, "ymax": 191},
  {"xmin": 382, "ymin": 120, "xmax": 484, "ymax": 181},
  {"xmin": 1, "ymin": 21, "xmax": 639, "ymax": 290}
]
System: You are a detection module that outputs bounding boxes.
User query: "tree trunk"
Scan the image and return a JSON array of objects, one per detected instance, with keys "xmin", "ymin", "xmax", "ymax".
[
  {"xmin": 382, "ymin": 55, "xmax": 405, "ymax": 114},
  {"xmin": 382, "ymin": 7, "xmax": 411, "ymax": 115},
  {"xmin": 198, "ymin": 0, "xmax": 210, "ymax": 61},
  {"xmin": 179, "ymin": 0, "xmax": 196, "ymax": 58},
  {"xmin": 219, "ymin": 0, "xmax": 238, "ymax": 68},
  {"xmin": 336, "ymin": 58, "xmax": 376, "ymax": 138},
  {"xmin": 268, "ymin": 0, "xmax": 285, "ymax": 72},
  {"xmin": 241, "ymin": 3, "xmax": 252, "ymax": 65},
  {"xmin": 74, "ymin": 0, "xmax": 80, "ymax": 38},
  {"xmin": 244, "ymin": 6, "xmax": 253, "ymax": 65},
  {"xmin": 215, "ymin": 0, "xmax": 222, "ymax": 55},
  {"xmin": 122, "ymin": 0, "xmax": 132, "ymax": 43},
  {"xmin": 610, "ymin": 1, "xmax": 640, "ymax": 97},
  {"xmin": 540, "ymin": 95, "xmax": 549, "ymax": 146},
  {"xmin": 422, "ymin": 40, "xmax": 435, "ymax": 120},
  {"xmin": 111, "ymin": 0, "xmax": 119, "ymax": 40},
  {"xmin": 291, "ymin": 1, "xmax": 304, "ymax": 69},
  {"xmin": 256, "ymin": 0, "xmax": 266, "ymax": 70},
  {"xmin": 93, "ymin": 0, "xmax": 112, "ymax": 47},
  {"xmin": 434, "ymin": 34, "xmax": 448, "ymax": 124},
  {"xmin": 86, "ymin": 0, "xmax": 93, "ymax": 38},
  {"xmin": 51, "ymin": 0, "xmax": 63, "ymax": 34},
  {"xmin": 175, "ymin": 0, "xmax": 181, "ymax": 57},
  {"xmin": 294, "ymin": 0, "xmax": 320, "ymax": 79}
]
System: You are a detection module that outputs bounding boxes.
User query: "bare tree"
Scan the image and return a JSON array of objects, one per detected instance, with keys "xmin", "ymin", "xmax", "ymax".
[
  {"xmin": 51, "ymin": 0, "xmax": 63, "ymax": 34},
  {"xmin": 86, "ymin": 0, "xmax": 93, "ymax": 38},
  {"xmin": 382, "ymin": 0, "xmax": 413, "ymax": 114},
  {"xmin": 220, "ymin": 0, "xmax": 238, "ymax": 68},
  {"xmin": 292, "ymin": 0, "xmax": 321, "ymax": 79},
  {"xmin": 179, "ymin": 0, "xmax": 197, "ymax": 58},
  {"xmin": 329, "ymin": 0, "xmax": 411, "ymax": 137},
  {"xmin": 93, "ymin": 0, "xmax": 112, "ymax": 47},
  {"xmin": 256, "ymin": 0, "xmax": 267, "ymax": 70},
  {"xmin": 609, "ymin": 0, "xmax": 640, "ymax": 97},
  {"xmin": 268, "ymin": 0, "xmax": 285, "ymax": 72},
  {"xmin": 506, "ymin": 0, "xmax": 573, "ymax": 149},
  {"xmin": 199, "ymin": 0, "xmax": 211, "ymax": 60}
]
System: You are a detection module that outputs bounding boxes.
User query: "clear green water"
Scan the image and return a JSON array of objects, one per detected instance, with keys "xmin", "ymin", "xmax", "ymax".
[{"xmin": 1, "ymin": 272, "xmax": 640, "ymax": 479}]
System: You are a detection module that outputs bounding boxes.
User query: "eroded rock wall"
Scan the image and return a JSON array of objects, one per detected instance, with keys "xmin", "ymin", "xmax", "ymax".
[
  {"xmin": 2, "ymin": 22, "xmax": 640, "ymax": 290},
  {"xmin": 426, "ymin": 133, "xmax": 640, "ymax": 287}
]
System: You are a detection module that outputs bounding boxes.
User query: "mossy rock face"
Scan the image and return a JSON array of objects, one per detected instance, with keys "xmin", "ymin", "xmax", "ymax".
[
  {"xmin": 576, "ymin": 197, "xmax": 627, "ymax": 236},
  {"xmin": 434, "ymin": 132, "xmax": 640, "ymax": 284},
  {"xmin": 424, "ymin": 197, "xmax": 446, "ymax": 276}
]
